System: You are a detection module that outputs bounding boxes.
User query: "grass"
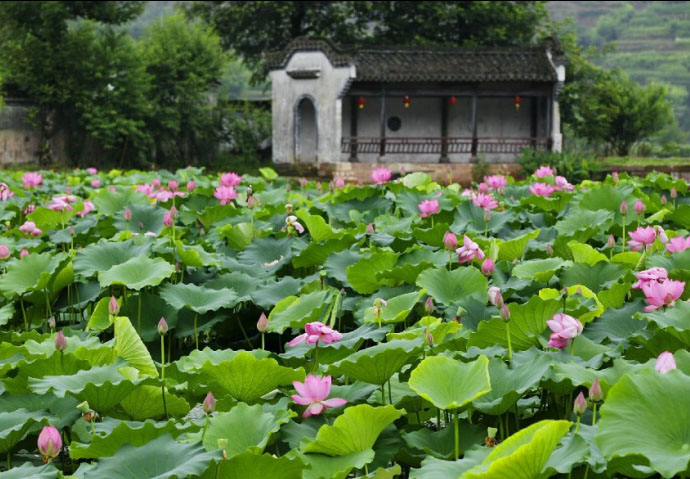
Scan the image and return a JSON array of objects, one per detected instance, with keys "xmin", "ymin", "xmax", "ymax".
[{"xmin": 603, "ymin": 156, "xmax": 690, "ymax": 167}]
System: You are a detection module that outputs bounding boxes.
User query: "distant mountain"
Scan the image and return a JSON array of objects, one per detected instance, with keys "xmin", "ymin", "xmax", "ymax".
[{"xmin": 549, "ymin": 1, "xmax": 690, "ymax": 140}]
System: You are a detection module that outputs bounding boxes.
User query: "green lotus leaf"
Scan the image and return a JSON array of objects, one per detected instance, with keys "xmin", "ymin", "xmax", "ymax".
[
  {"xmin": 293, "ymin": 237, "xmax": 355, "ymax": 269},
  {"xmin": 561, "ymin": 262, "xmax": 627, "ymax": 293},
  {"xmin": 267, "ymin": 289, "xmax": 333, "ymax": 334},
  {"xmin": 76, "ymin": 433, "xmax": 218, "ymax": 479},
  {"xmin": 114, "ymin": 202, "xmax": 166, "ymax": 234},
  {"xmin": 539, "ymin": 285, "xmax": 604, "ymax": 323},
  {"xmin": 250, "ymin": 276, "xmax": 302, "ymax": 309},
  {"xmin": 174, "ymin": 347, "xmax": 269, "ymax": 373},
  {"xmin": 26, "ymin": 206, "xmax": 73, "ymax": 230},
  {"xmin": 175, "ymin": 241, "xmax": 217, "ymax": 267},
  {"xmin": 70, "ymin": 418, "xmax": 196, "ymax": 459},
  {"xmin": 346, "ymin": 251, "xmax": 399, "ymax": 294},
  {"xmin": 0, "ymin": 252, "xmax": 67, "ymax": 299},
  {"xmin": 579, "ymin": 184, "xmax": 623, "ymax": 213},
  {"xmin": 86, "ymin": 297, "xmax": 113, "ymax": 332},
  {"xmin": 453, "ymin": 202, "xmax": 513, "ymax": 234},
  {"xmin": 159, "ymin": 283, "xmax": 238, "ymax": 314},
  {"xmin": 409, "ymin": 355, "xmax": 491, "ymax": 411},
  {"xmin": 98, "ymin": 256, "xmax": 175, "ymax": 291},
  {"xmin": 467, "ymin": 297, "xmax": 561, "ymax": 350},
  {"xmin": 328, "ymin": 339, "xmax": 423, "ymax": 386},
  {"xmin": 119, "ymin": 386, "xmax": 190, "ymax": 421},
  {"xmin": 0, "ymin": 463, "xmax": 59, "ymax": 479},
  {"xmin": 497, "ymin": 229, "xmax": 540, "ymax": 262},
  {"xmin": 200, "ymin": 352, "xmax": 304, "ymax": 403},
  {"xmin": 303, "ymin": 404, "xmax": 402, "ymax": 456},
  {"xmin": 597, "ymin": 282, "xmax": 631, "ymax": 309},
  {"xmin": 402, "ymin": 172, "xmax": 432, "ymax": 188},
  {"xmin": 416, "ymin": 267, "xmax": 488, "ymax": 308},
  {"xmin": 639, "ymin": 301, "xmax": 690, "ymax": 345},
  {"xmin": 512, "ymin": 258, "xmax": 569, "ymax": 282},
  {"xmin": 462, "ymin": 420, "xmax": 571, "ymax": 479},
  {"xmin": 218, "ymin": 222, "xmax": 254, "ymax": 251},
  {"xmin": 555, "ymin": 209, "xmax": 614, "ymax": 241},
  {"xmin": 402, "ymin": 422, "xmax": 485, "ymax": 460},
  {"xmin": 596, "ymin": 369, "xmax": 690, "ymax": 478},
  {"xmin": 202, "ymin": 451, "xmax": 306, "ymax": 479},
  {"xmin": 301, "ymin": 449, "xmax": 376, "ymax": 479},
  {"xmin": 0, "ymin": 408, "xmax": 53, "ymax": 454},
  {"xmin": 668, "ymin": 203, "xmax": 690, "ymax": 229},
  {"xmin": 409, "ymin": 448, "xmax": 490, "ymax": 479},
  {"xmin": 2, "ymin": 352, "xmax": 92, "ymax": 396},
  {"xmin": 237, "ymin": 237, "xmax": 292, "ymax": 272},
  {"xmin": 324, "ymin": 249, "xmax": 361, "ymax": 285},
  {"xmin": 202, "ymin": 402, "xmax": 293, "ymax": 455},
  {"xmin": 362, "ymin": 291, "xmax": 423, "ymax": 324},
  {"xmin": 568, "ymin": 240, "xmax": 608, "ymax": 266},
  {"xmin": 297, "ymin": 210, "xmax": 338, "ymax": 242},
  {"xmin": 584, "ymin": 301, "xmax": 645, "ymax": 343},
  {"xmin": 646, "ymin": 249, "xmax": 690, "ymax": 282},
  {"xmin": 28, "ymin": 363, "xmax": 144, "ymax": 412},
  {"xmin": 114, "ymin": 317, "xmax": 158, "ymax": 377},
  {"xmin": 0, "ymin": 304, "xmax": 14, "ymax": 327},
  {"xmin": 73, "ymin": 239, "xmax": 149, "ymax": 278},
  {"xmin": 206, "ymin": 272, "xmax": 262, "ymax": 302},
  {"xmin": 544, "ymin": 424, "xmax": 606, "ymax": 477},
  {"xmin": 91, "ymin": 186, "xmax": 149, "ymax": 216}
]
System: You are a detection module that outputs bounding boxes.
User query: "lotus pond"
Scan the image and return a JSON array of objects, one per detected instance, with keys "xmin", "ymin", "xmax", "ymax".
[{"xmin": 0, "ymin": 166, "xmax": 689, "ymax": 478}]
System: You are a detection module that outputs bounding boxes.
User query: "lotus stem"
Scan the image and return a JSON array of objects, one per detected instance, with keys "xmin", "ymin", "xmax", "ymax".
[
  {"xmin": 20, "ymin": 296, "xmax": 28, "ymax": 331},
  {"xmin": 7, "ymin": 451, "xmax": 10, "ymax": 469},
  {"xmin": 505, "ymin": 321, "xmax": 513, "ymax": 362},
  {"xmin": 453, "ymin": 409, "xmax": 460, "ymax": 460},
  {"xmin": 201, "ymin": 414, "xmax": 210, "ymax": 443},
  {"xmin": 437, "ymin": 408, "xmax": 441, "ymax": 431},
  {"xmin": 388, "ymin": 379, "xmax": 393, "ymax": 405},
  {"xmin": 236, "ymin": 316, "xmax": 253, "ymax": 349},
  {"xmin": 194, "ymin": 312, "xmax": 199, "ymax": 350},
  {"xmin": 161, "ymin": 385, "xmax": 168, "ymax": 420},
  {"xmin": 592, "ymin": 403, "xmax": 597, "ymax": 426},
  {"xmin": 160, "ymin": 335, "xmax": 166, "ymax": 381},
  {"xmin": 448, "ymin": 251, "xmax": 453, "ymax": 271},
  {"xmin": 44, "ymin": 289, "xmax": 52, "ymax": 319},
  {"xmin": 574, "ymin": 415, "xmax": 581, "ymax": 434},
  {"xmin": 312, "ymin": 343, "xmax": 319, "ymax": 372},
  {"xmin": 261, "ymin": 332, "xmax": 265, "ymax": 350},
  {"xmin": 137, "ymin": 293, "xmax": 142, "ymax": 333},
  {"xmin": 622, "ymin": 219, "xmax": 626, "ymax": 250}
]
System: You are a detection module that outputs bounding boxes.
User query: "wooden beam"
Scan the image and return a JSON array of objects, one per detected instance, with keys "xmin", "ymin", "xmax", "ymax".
[
  {"xmin": 349, "ymin": 96, "xmax": 358, "ymax": 162},
  {"xmin": 470, "ymin": 95, "xmax": 478, "ymax": 158},
  {"xmin": 440, "ymin": 97, "xmax": 449, "ymax": 163}
]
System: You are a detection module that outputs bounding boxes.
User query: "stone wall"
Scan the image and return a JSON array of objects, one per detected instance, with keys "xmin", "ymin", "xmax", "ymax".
[{"xmin": 0, "ymin": 99, "xmax": 41, "ymax": 166}]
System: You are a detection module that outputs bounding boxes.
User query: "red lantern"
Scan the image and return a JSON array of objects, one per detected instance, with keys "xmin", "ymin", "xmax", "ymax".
[
  {"xmin": 403, "ymin": 96, "xmax": 411, "ymax": 108},
  {"xmin": 357, "ymin": 97, "xmax": 366, "ymax": 109},
  {"xmin": 449, "ymin": 96, "xmax": 458, "ymax": 105},
  {"xmin": 514, "ymin": 96, "xmax": 522, "ymax": 111}
]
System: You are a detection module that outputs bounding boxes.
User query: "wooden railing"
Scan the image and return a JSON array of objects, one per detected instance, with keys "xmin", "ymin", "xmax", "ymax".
[{"xmin": 341, "ymin": 137, "xmax": 551, "ymax": 155}]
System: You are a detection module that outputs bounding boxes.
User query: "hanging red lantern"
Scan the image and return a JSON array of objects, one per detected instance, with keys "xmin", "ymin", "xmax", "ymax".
[
  {"xmin": 514, "ymin": 96, "xmax": 522, "ymax": 111},
  {"xmin": 357, "ymin": 97, "xmax": 366, "ymax": 109},
  {"xmin": 449, "ymin": 96, "xmax": 458, "ymax": 105},
  {"xmin": 403, "ymin": 96, "xmax": 411, "ymax": 108}
]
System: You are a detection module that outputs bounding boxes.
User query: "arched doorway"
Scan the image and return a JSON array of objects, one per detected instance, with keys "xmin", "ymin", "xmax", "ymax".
[{"xmin": 295, "ymin": 97, "xmax": 317, "ymax": 162}]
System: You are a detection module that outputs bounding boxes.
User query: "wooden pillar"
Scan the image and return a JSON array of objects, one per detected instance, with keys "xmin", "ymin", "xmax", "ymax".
[
  {"xmin": 470, "ymin": 94, "xmax": 478, "ymax": 158},
  {"xmin": 546, "ymin": 94, "xmax": 553, "ymax": 152},
  {"xmin": 379, "ymin": 85, "xmax": 386, "ymax": 158},
  {"xmin": 440, "ymin": 97, "xmax": 449, "ymax": 163},
  {"xmin": 530, "ymin": 96, "xmax": 538, "ymax": 148},
  {"xmin": 349, "ymin": 96, "xmax": 358, "ymax": 162}
]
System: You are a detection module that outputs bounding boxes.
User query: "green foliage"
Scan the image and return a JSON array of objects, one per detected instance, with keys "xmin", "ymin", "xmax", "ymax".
[{"xmin": 517, "ymin": 149, "xmax": 604, "ymax": 184}]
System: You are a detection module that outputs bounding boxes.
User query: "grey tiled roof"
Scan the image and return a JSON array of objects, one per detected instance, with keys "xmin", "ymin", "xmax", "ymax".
[{"xmin": 267, "ymin": 38, "xmax": 558, "ymax": 82}]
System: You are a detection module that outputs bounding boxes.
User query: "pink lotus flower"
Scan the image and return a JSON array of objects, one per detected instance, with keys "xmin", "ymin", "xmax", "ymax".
[
  {"xmin": 628, "ymin": 226, "xmax": 657, "ymax": 251},
  {"xmin": 163, "ymin": 211, "xmax": 173, "ymax": 227},
  {"xmin": 136, "ymin": 184, "xmax": 154, "ymax": 195},
  {"xmin": 203, "ymin": 392, "xmax": 215, "ymax": 414},
  {"xmin": 0, "ymin": 245, "xmax": 9, "ymax": 260},
  {"xmin": 220, "ymin": 172, "xmax": 242, "ymax": 187},
  {"xmin": 456, "ymin": 235, "xmax": 485, "ymax": 264},
  {"xmin": 555, "ymin": 176, "xmax": 574, "ymax": 191},
  {"xmin": 481, "ymin": 258, "xmax": 495, "ymax": 275},
  {"xmin": 37, "ymin": 425, "xmax": 62, "ymax": 462},
  {"xmin": 0, "ymin": 183, "xmax": 14, "ymax": 201},
  {"xmin": 334, "ymin": 176, "xmax": 345, "ymax": 189},
  {"xmin": 288, "ymin": 321, "xmax": 342, "ymax": 347},
  {"xmin": 546, "ymin": 313, "xmax": 583, "ymax": 349},
  {"xmin": 642, "ymin": 279, "xmax": 685, "ymax": 311},
  {"xmin": 612, "ymin": 171, "xmax": 619, "ymax": 183},
  {"xmin": 656, "ymin": 226, "xmax": 668, "ymax": 244},
  {"xmin": 150, "ymin": 190, "xmax": 176, "ymax": 202},
  {"xmin": 22, "ymin": 172, "xmax": 43, "ymax": 189},
  {"xmin": 55, "ymin": 331, "xmax": 67, "ymax": 351},
  {"xmin": 472, "ymin": 192, "xmax": 498, "ymax": 211},
  {"xmin": 214, "ymin": 186, "xmax": 237, "ymax": 205},
  {"xmin": 477, "ymin": 182, "xmax": 490, "ymax": 193},
  {"xmin": 20, "ymin": 249, "xmax": 29, "ymax": 259},
  {"xmin": 187, "ymin": 181, "xmax": 196, "ymax": 192},
  {"xmin": 656, "ymin": 351, "xmax": 677, "ymax": 374},
  {"xmin": 488, "ymin": 287, "xmax": 503, "ymax": 307},
  {"xmin": 291, "ymin": 375, "xmax": 347, "ymax": 417},
  {"xmin": 667, "ymin": 236, "xmax": 690, "ymax": 253},
  {"xmin": 48, "ymin": 195, "xmax": 77, "ymax": 212},
  {"xmin": 443, "ymin": 232, "xmax": 458, "ymax": 250},
  {"xmin": 371, "ymin": 166, "xmax": 392, "ymax": 185},
  {"xmin": 418, "ymin": 199, "xmax": 440, "ymax": 217},
  {"xmin": 632, "ymin": 267, "xmax": 668, "ymax": 290},
  {"xmin": 90, "ymin": 179, "xmax": 101, "ymax": 188},
  {"xmin": 78, "ymin": 200, "xmax": 95, "ymax": 217},
  {"xmin": 86, "ymin": 167, "xmax": 98, "ymax": 175},
  {"xmin": 19, "ymin": 221, "xmax": 39, "ymax": 236},
  {"xmin": 529, "ymin": 183, "xmax": 556, "ymax": 197},
  {"xmin": 634, "ymin": 200, "xmax": 645, "ymax": 214},
  {"xmin": 24, "ymin": 204, "xmax": 35, "ymax": 216},
  {"xmin": 535, "ymin": 166, "xmax": 556, "ymax": 178},
  {"xmin": 485, "ymin": 175, "xmax": 507, "ymax": 191},
  {"xmin": 168, "ymin": 180, "xmax": 179, "ymax": 192},
  {"xmin": 285, "ymin": 215, "xmax": 305, "ymax": 234}
]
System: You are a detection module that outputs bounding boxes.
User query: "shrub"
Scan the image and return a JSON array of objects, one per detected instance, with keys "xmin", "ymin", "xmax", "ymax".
[{"xmin": 517, "ymin": 149, "xmax": 605, "ymax": 183}]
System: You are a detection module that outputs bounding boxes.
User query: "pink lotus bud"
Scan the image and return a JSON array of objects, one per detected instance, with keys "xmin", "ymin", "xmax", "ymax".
[
  {"xmin": 163, "ymin": 211, "xmax": 173, "ymax": 227},
  {"xmin": 424, "ymin": 296, "xmax": 435, "ymax": 315},
  {"xmin": 607, "ymin": 235, "xmax": 615, "ymax": 249},
  {"xmin": 656, "ymin": 351, "xmax": 677, "ymax": 374},
  {"xmin": 573, "ymin": 392, "xmax": 587, "ymax": 416},
  {"xmin": 0, "ymin": 245, "xmax": 9, "ymax": 260},
  {"xmin": 634, "ymin": 201, "xmax": 644, "ymax": 215},
  {"xmin": 55, "ymin": 331, "xmax": 67, "ymax": 352},
  {"xmin": 488, "ymin": 287, "xmax": 503, "ymax": 308},
  {"xmin": 170, "ymin": 206, "xmax": 178, "ymax": 218},
  {"xmin": 109, "ymin": 296, "xmax": 120, "ymax": 316},
  {"xmin": 187, "ymin": 180, "xmax": 196, "ymax": 192},
  {"xmin": 87, "ymin": 167, "xmax": 98, "ymax": 175},
  {"xmin": 671, "ymin": 187, "xmax": 678, "ymax": 199},
  {"xmin": 612, "ymin": 171, "xmax": 619, "ymax": 183},
  {"xmin": 500, "ymin": 304, "xmax": 510, "ymax": 322},
  {"xmin": 124, "ymin": 207, "xmax": 131, "ymax": 222},
  {"xmin": 203, "ymin": 392, "xmax": 215, "ymax": 414},
  {"xmin": 546, "ymin": 243, "xmax": 553, "ymax": 256},
  {"xmin": 48, "ymin": 316, "xmax": 56, "ymax": 330},
  {"xmin": 619, "ymin": 201, "xmax": 628, "ymax": 215},
  {"xmin": 443, "ymin": 232, "xmax": 458, "ymax": 250},
  {"xmin": 109, "ymin": 186, "xmax": 117, "ymax": 193},
  {"xmin": 257, "ymin": 313, "xmax": 268, "ymax": 333},
  {"xmin": 661, "ymin": 195, "xmax": 667, "ymax": 205},
  {"xmin": 300, "ymin": 177, "xmax": 307, "ymax": 188},
  {"xmin": 247, "ymin": 195, "xmax": 256, "ymax": 209},
  {"xmin": 37, "ymin": 425, "xmax": 62, "ymax": 462},
  {"xmin": 158, "ymin": 317, "xmax": 168, "ymax": 335},
  {"xmin": 366, "ymin": 223, "xmax": 375, "ymax": 234},
  {"xmin": 424, "ymin": 328, "xmax": 433, "ymax": 346},
  {"xmin": 168, "ymin": 180, "xmax": 178, "ymax": 191},
  {"xmin": 153, "ymin": 178, "xmax": 161, "ymax": 188},
  {"xmin": 20, "ymin": 249, "xmax": 29, "ymax": 259},
  {"xmin": 481, "ymin": 258, "xmax": 495, "ymax": 276},
  {"xmin": 589, "ymin": 379, "xmax": 603, "ymax": 402},
  {"xmin": 90, "ymin": 179, "xmax": 101, "ymax": 188}
]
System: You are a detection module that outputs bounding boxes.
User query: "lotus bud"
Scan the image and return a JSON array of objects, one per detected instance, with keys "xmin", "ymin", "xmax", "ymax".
[
  {"xmin": 619, "ymin": 201, "xmax": 628, "ymax": 215},
  {"xmin": 158, "ymin": 317, "xmax": 168, "ymax": 335},
  {"xmin": 607, "ymin": 235, "xmax": 615, "ymax": 249},
  {"xmin": 55, "ymin": 331, "xmax": 67, "ymax": 352},
  {"xmin": 203, "ymin": 392, "xmax": 216, "ymax": 414},
  {"xmin": 0, "ymin": 245, "xmax": 9, "ymax": 260},
  {"xmin": 424, "ymin": 296, "xmax": 435, "ymax": 315},
  {"xmin": 300, "ymin": 177, "xmax": 307, "ymax": 188},
  {"xmin": 317, "ymin": 182, "xmax": 323, "ymax": 194},
  {"xmin": 37, "ymin": 426, "xmax": 62, "ymax": 463},
  {"xmin": 612, "ymin": 171, "xmax": 619, "ymax": 183},
  {"xmin": 366, "ymin": 223, "xmax": 375, "ymax": 234},
  {"xmin": 546, "ymin": 243, "xmax": 553, "ymax": 256},
  {"xmin": 48, "ymin": 316, "xmax": 56, "ymax": 331},
  {"xmin": 20, "ymin": 248, "xmax": 29, "ymax": 259},
  {"xmin": 573, "ymin": 392, "xmax": 587, "ymax": 416},
  {"xmin": 257, "ymin": 313, "xmax": 269, "ymax": 333},
  {"xmin": 124, "ymin": 207, "xmax": 132, "ymax": 222},
  {"xmin": 671, "ymin": 187, "xmax": 678, "ymax": 199},
  {"xmin": 109, "ymin": 296, "xmax": 120, "ymax": 316},
  {"xmin": 187, "ymin": 181, "xmax": 196, "ymax": 192},
  {"xmin": 488, "ymin": 287, "xmax": 503, "ymax": 308},
  {"xmin": 481, "ymin": 258, "xmax": 495, "ymax": 276},
  {"xmin": 69, "ymin": 226, "xmax": 75, "ymax": 236},
  {"xmin": 589, "ymin": 379, "xmax": 603, "ymax": 402},
  {"xmin": 444, "ymin": 232, "xmax": 458, "ymax": 250},
  {"xmin": 163, "ymin": 211, "xmax": 172, "ymax": 227},
  {"xmin": 634, "ymin": 200, "xmax": 644, "ymax": 215},
  {"xmin": 170, "ymin": 205, "xmax": 178, "ymax": 218},
  {"xmin": 285, "ymin": 203, "xmax": 293, "ymax": 214},
  {"xmin": 661, "ymin": 195, "xmax": 667, "ymax": 205},
  {"xmin": 656, "ymin": 226, "xmax": 668, "ymax": 244},
  {"xmin": 153, "ymin": 178, "xmax": 161, "ymax": 188},
  {"xmin": 168, "ymin": 180, "xmax": 178, "ymax": 192},
  {"xmin": 500, "ymin": 304, "xmax": 510, "ymax": 322},
  {"xmin": 247, "ymin": 195, "xmax": 255, "ymax": 209},
  {"xmin": 656, "ymin": 351, "xmax": 677, "ymax": 374},
  {"xmin": 424, "ymin": 328, "xmax": 433, "ymax": 346}
]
